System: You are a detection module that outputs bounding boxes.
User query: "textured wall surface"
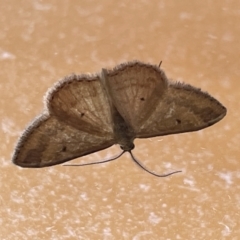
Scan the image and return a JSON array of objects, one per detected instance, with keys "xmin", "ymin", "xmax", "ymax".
[{"xmin": 1, "ymin": 0, "xmax": 239, "ymax": 239}]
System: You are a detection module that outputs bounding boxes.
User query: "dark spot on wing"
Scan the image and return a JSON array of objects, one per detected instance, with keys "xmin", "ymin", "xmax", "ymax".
[{"xmin": 176, "ymin": 119, "xmax": 181, "ymax": 124}]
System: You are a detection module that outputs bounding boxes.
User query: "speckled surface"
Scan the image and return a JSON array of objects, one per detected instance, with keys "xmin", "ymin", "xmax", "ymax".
[{"xmin": 1, "ymin": 1, "xmax": 239, "ymax": 239}]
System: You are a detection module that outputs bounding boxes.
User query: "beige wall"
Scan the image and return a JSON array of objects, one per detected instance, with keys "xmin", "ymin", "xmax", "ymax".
[{"xmin": 1, "ymin": 0, "xmax": 239, "ymax": 239}]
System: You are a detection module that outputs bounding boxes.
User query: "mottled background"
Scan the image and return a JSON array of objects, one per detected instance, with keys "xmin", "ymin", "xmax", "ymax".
[{"xmin": 1, "ymin": 0, "xmax": 239, "ymax": 239}]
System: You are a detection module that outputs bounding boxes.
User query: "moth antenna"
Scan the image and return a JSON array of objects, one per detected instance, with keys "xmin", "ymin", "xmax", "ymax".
[
  {"xmin": 128, "ymin": 151, "xmax": 181, "ymax": 177},
  {"xmin": 158, "ymin": 61, "xmax": 162, "ymax": 68},
  {"xmin": 63, "ymin": 151, "xmax": 125, "ymax": 167}
]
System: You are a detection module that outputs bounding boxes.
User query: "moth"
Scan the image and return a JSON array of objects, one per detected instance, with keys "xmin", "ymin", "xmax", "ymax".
[{"xmin": 12, "ymin": 61, "xmax": 227, "ymax": 177}]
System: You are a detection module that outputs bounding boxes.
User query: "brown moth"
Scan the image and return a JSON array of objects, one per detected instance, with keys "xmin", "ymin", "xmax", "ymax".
[{"xmin": 12, "ymin": 61, "xmax": 226, "ymax": 177}]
